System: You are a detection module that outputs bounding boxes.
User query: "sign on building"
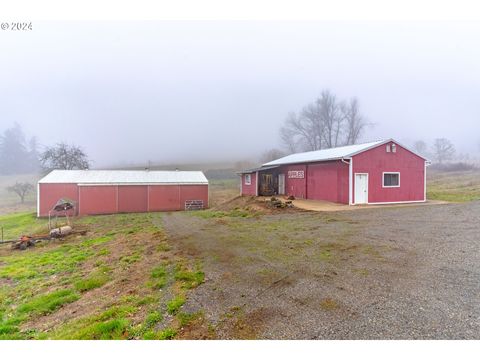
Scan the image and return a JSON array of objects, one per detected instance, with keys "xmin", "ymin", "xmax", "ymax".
[{"xmin": 288, "ymin": 170, "xmax": 304, "ymax": 179}]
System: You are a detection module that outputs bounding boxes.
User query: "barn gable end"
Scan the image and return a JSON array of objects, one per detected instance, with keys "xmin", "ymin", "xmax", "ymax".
[{"xmin": 239, "ymin": 139, "xmax": 428, "ymax": 205}]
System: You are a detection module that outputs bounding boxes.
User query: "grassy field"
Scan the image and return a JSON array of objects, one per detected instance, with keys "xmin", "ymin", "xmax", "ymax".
[
  {"xmin": 0, "ymin": 174, "xmax": 40, "ymax": 215},
  {"xmin": 0, "ymin": 212, "xmax": 208, "ymax": 339},
  {"xmin": 426, "ymin": 169, "xmax": 480, "ymax": 202},
  {"xmin": 0, "ymin": 169, "xmax": 478, "ymax": 339}
]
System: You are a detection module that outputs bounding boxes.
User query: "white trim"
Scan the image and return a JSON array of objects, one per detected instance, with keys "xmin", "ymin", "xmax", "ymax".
[
  {"xmin": 354, "ymin": 173, "xmax": 369, "ymax": 204},
  {"xmin": 348, "ymin": 158, "xmax": 353, "ymax": 205},
  {"xmin": 278, "ymin": 173, "xmax": 285, "ymax": 195},
  {"xmin": 424, "ymin": 161, "xmax": 427, "ymax": 201},
  {"xmin": 244, "ymin": 174, "xmax": 252, "ymax": 185},
  {"xmin": 366, "ymin": 200, "xmax": 426, "ymax": 205},
  {"xmin": 255, "ymin": 171, "xmax": 259, "ymax": 196},
  {"xmin": 76, "ymin": 182, "xmax": 207, "ymax": 186},
  {"xmin": 37, "ymin": 183, "xmax": 40, "ymax": 217},
  {"xmin": 382, "ymin": 172, "xmax": 400, "ymax": 188}
]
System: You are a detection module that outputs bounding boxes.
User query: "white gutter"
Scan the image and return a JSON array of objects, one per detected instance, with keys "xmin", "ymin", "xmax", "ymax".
[{"xmin": 341, "ymin": 157, "xmax": 353, "ymax": 205}]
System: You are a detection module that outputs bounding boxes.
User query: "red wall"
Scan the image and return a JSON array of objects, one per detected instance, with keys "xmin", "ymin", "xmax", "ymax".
[
  {"xmin": 352, "ymin": 141, "xmax": 425, "ymax": 203},
  {"xmin": 241, "ymin": 173, "xmax": 257, "ymax": 196},
  {"xmin": 148, "ymin": 185, "xmax": 181, "ymax": 211},
  {"xmin": 305, "ymin": 161, "xmax": 349, "ymax": 204},
  {"xmin": 283, "ymin": 165, "xmax": 307, "ymax": 199},
  {"xmin": 79, "ymin": 186, "xmax": 117, "ymax": 215},
  {"xmin": 39, "ymin": 183, "xmax": 208, "ymax": 216},
  {"xmin": 149, "ymin": 185, "xmax": 209, "ymax": 211},
  {"xmin": 38, "ymin": 183, "xmax": 79, "ymax": 217},
  {"xmin": 118, "ymin": 186, "xmax": 148, "ymax": 213},
  {"xmin": 178, "ymin": 185, "xmax": 209, "ymax": 209}
]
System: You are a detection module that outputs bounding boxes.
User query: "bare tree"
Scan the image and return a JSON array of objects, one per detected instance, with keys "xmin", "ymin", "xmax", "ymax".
[
  {"xmin": 260, "ymin": 148, "xmax": 286, "ymax": 163},
  {"xmin": 413, "ymin": 140, "xmax": 429, "ymax": 157},
  {"xmin": 280, "ymin": 90, "xmax": 368, "ymax": 152},
  {"xmin": 432, "ymin": 138, "xmax": 455, "ymax": 164},
  {"xmin": 7, "ymin": 182, "xmax": 34, "ymax": 203},
  {"xmin": 40, "ymin": 143, "xmax": 90, "ymax": 172},
  {"xmin": 343, "ymin": 98, "xmax": 367, "ymax": 145}
]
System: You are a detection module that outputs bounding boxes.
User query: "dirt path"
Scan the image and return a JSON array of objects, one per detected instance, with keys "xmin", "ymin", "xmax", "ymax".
[{"xmin": 162, "ymin": 202, "xmax": 480, "ymax": 339}]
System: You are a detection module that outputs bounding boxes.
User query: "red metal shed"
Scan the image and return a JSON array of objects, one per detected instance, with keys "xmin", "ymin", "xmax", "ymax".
[
  {"xmin": 238, "ymin": 139, "xmax": 429, "ymax": 205},
  {"xmin": 37, "ymin": 170, "xmax": 209, "ymax": 217}
]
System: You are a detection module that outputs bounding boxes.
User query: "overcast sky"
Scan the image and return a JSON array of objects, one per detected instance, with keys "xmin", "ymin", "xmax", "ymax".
[{"xmin": 1, "ymin": 21, "xmax": 479, "ymax": 167}]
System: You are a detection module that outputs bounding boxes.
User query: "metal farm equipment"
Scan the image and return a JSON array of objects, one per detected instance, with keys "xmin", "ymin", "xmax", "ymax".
[{"xmin": 1, "ymin": 198, "xmax": 87, "ymax": 251}]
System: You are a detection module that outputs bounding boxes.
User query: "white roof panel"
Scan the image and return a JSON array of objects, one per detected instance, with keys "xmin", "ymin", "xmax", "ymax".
[
  {"xmin": 262, "ymin": 140, "xmax": 388, "ymax": 166},
  {"xmin": 38, "ymin": 170, "xmax": 208, "ymax": 185}
]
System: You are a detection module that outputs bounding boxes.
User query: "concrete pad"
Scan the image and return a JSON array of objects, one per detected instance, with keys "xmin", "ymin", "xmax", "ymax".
[{"xmin": 277, "ymin": 197, "xmax": 448, "ymax": 212}]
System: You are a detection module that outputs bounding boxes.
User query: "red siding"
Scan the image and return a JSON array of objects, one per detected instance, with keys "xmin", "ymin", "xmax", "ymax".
[
  {"xmin": 305, "ymin": 161, "xmax": 349, "ymax": 204},
  {"xmin": 149, "ymin": 185, "xmax": 181, "ymax": 211},
  {"xmin": 283, "ymin": 165, "xmax": 307, "ymax": 199},
  {"xmin": 118, "ymin": 186, "xmax": 148, "ymax": 213},
  {"xmin": 79, "ymin": 186, "xmax": 117, "ymax": 215},
  {"xmin": 241, "ymin": 173, "xmax": 257, "ymax": 196},
  {"xmin": 39, "ymin": 183, "xmax": 209, "ymax": 216},
  {"xmin": 352, "ymin": 141, "xmax": 425, "ymax": 204},
  {"xmin": 38, "ymin": 183, "xmax": 79, "ymax": 217},
  {"xmin": 179, "ymin": 185, "xmax": 209, "ymax": 209}
]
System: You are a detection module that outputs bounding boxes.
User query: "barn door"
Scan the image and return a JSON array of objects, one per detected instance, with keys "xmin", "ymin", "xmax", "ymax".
[
  {"xmin": 355, "ymin": 173, "xmax": 368, "ymax": 204},
  {"xmin": 278, "ymin": 174, "xmax": 285, "ymax": 195}
]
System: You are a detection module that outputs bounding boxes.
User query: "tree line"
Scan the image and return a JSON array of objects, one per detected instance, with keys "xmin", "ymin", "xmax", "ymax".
[
  {"xmin": 258, "ymin": 89, "xmax": 464, "ymax": 166},
  {"xmin": 0, "ymin": 123, "xmax": 90, "ymax": 176},
  {"xmin": 1, "ymin": 123, "xmax": 90, "ymax": 203}
]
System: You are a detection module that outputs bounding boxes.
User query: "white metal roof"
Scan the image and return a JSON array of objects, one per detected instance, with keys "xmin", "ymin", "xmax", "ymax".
[
  {"xmin": 262, "ymin": 139, "xmax": 427, "ymax": 166},
  {"xmin": 38, "ymin": 170, "xmax": 208, "ymax": 185}
]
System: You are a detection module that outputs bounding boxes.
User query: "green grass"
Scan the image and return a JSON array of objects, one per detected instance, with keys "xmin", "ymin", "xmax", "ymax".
[
  {"xmin": 52, "ymin": 305, "xmax": 136, "ymax": 339},
  {"xmin": 174, "ymin": 267, "xmax": 205, "ymax": 289},
  {"xmin": 427, "ymin": 170, "xmax": 480, "ymax": 202},
  {"xmin": 0, "ymin": 212, "xmax": 47, "ymax": 239},
  {"xmin": 149, "ymin": 265, "xmax": 168, "ymax": 289},
  {"xmin": 166, "ymin": 295, "xmax": 185, "ymax": 315},
  {"xmin": 81, "ymin": 235, "xmax": 113, "ymax": 247},
  {"xmin": 0, "ymin": 209, "xmax": 207, "ymax": 340},
  {"xmin": 120, "ymin": 253, "xmax": 142, "ymax": 266},
  {"xmin": 74, "ymin": 272, "xmax": 110, "ymax": 292},
  {"xmin": 142, "ymin": 327, "xmax": 177, "ymax": 340},
  {"xmin": 427, "ymin": 189, "xmax": 480, "ymax": 202},
  {"xmin": 144, "ymin": 311, "xmax": 163, "ymax": 329},
  {"xmin": 0, "ymin": 245, "xmax": 94, "ymax": 280},
  {"xmin": 17, "ymin": 288, "xmax": 80, "ymax": 316}
]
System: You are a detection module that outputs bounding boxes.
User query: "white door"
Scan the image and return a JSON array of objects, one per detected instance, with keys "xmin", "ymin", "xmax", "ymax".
[
  {"xmin": 355, "ymin": 174, "xmax": 368, "ymax": 204},
  {"xmin": 278, "ymin": 174, "xmax": 285, "ymax": 195}
]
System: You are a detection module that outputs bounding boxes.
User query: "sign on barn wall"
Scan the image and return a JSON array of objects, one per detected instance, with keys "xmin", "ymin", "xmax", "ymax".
[{"xmin": 288, "ymin": 170, "xmax": 305, "ymax": 179}]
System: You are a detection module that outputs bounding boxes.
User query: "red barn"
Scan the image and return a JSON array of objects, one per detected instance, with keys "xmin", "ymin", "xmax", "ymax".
[
  {"xmin": 239, "ymin": 139, "xmax": 429, "ymax": 205},
  {"xmin": 37, "ymin": 170, "xmax": 208, "ymax": 217}
]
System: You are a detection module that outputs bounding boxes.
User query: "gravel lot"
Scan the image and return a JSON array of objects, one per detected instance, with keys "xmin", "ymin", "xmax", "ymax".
[{"xmin": 163, "ymin": 201, "xmax": 480, "ymax": 339}]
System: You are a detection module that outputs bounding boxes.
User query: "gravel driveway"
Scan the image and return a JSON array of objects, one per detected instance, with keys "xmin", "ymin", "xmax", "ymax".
[{"xmin": 162, "ymin": 201, "xmax": 480, "ymax": 339}]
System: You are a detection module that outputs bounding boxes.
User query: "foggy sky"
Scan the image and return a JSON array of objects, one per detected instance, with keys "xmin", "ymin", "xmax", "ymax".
[{"xmin": 1, "ymin": 21, "xmax": 479, "ymax": 167}]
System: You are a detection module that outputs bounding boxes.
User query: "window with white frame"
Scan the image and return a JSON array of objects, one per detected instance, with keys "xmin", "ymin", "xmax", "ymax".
[
  {"xmin": 244, "ymin": 174, "xmax": 251, "ymax": 185},
  {"xmin": 383, "ymin": 172, "xmax": 400, "ymax": 187}
]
